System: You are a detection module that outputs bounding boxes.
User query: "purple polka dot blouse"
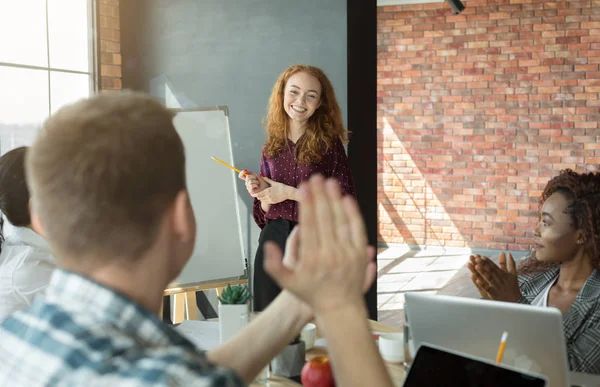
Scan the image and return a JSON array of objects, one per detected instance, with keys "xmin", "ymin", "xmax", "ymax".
[{"xmin": 252, "ymin": 138, "xmax": 356, "ymax": 229}]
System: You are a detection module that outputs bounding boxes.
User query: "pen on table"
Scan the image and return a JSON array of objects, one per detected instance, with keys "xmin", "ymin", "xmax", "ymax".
[
  {"xmin": 211, "ymin": 156, "xmax": 242, "ymax": 173},
  {"xmin": 496, "ymin": 331, "xmax": 508, "ymax": 364}
]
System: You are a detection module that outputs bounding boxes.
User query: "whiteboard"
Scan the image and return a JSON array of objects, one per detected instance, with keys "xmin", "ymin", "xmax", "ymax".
[{"xmin": 167, "ymin": 107, "xmax": 246, "ymax": 289}]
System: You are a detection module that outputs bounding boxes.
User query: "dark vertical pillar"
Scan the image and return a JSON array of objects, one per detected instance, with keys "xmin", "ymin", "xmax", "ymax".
[{"xmin": 347, "ymin": 0, "xmax": 378, "ymax": 320}]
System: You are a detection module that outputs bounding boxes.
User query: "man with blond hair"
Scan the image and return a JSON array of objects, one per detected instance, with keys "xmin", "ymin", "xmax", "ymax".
[{"xmin": 0, "ymin": 91, "xmax": 392, "ymax": 387}]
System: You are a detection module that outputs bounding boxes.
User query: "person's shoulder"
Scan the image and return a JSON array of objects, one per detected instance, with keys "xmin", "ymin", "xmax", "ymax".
[
  {"xmin": 117, "ymin": 347, "xmax": 245, "ymax": 387},
  {"xmin": 518, "ymin": 267, "xmax": 558, "ymax": 294},
  {"xmin": 0, "ymin": 229, "xmax": 53, "ymax": 268},
  {"xmin": 0, "ymin": 238, "xmax": 32, "ymax": 264},
  {"xmin": 577, "ymin": 269, "xmax": 600, "ymax": 305},
  {"xmin": 518, "ymin": 268, "xmax": 555, "ymax": 282},
  {"xmin": 16, "ymin": 238, "xmax": 56, "ymax": 266},
  {"xmin": 0, "ymin": 308, "xmax": 61, "ymax": 384},
  {"xmin": 0, "ymin": 310, "xmax": 244, "ymax": 387},
  {"xmin": 261, "ymin": 144, "xmax": 273, "ymax": 160}
]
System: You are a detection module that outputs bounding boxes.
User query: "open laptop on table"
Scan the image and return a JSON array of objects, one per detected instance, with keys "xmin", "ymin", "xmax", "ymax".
[
  {"xmin": 403, "ymin": 343, "xmax": 548, "ymax": 386},
  {"xmin": 404, "ymin": 293, "xmax": 571, "ymax": 387}
]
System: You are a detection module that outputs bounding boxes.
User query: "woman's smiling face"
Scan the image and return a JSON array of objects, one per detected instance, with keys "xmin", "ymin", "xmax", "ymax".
[{"xmin": 283, "ymin": 71, "xmax": 322, "ymax": 125}]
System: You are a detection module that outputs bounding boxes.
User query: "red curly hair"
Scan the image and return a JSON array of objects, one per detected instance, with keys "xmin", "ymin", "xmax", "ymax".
[
  {"xmin": 519, "ymin": 169, "xmax": 600, "ymax": 274},
  {"xmin": 262, "ymin": 64, "xmax": 348, "ymax": 165}
]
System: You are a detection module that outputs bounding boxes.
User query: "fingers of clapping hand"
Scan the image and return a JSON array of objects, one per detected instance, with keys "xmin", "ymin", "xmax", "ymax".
[
  {"xmin": 263, "ymin": 241, "xmax": 294, "ymax": 287},
  {"xmin": 312, "ymin": 176, "xmax": 336, "ymax": 251},
  {"xmin": 472, "ymin": 255, "xmax": 503, "ymax": 284},
  {"xmin": 325, "ymin": 178, "xmax": 347, "ymax": 243},
  {"xmin": 298, "ymin": 177, "xmax": 320, "ymax": 262},
  {"xmin": 344, "ymin": 193, "xmax": 367, "ymax": 251},
  {"xmin": 468, "ymin": 258, "xmax": 491, "ymax": 294},
  {"xmin": 363, "ymin": 246, "xmax": 377, "ymax": 293},
  {"xmin": 506, "ymin": 252, "xmax": 517, "ymax": 275},
  {"xmin": 498, "ymin": 252, "xmax": 508, "ymax": 272},
  {"xmin": 469, "ymin": 255, "xmax": 501, "ymax": 289},
  {"xmin": 470, "ymin": 265, "xmax": 496, "ymax": 295},
  {"xmin": 471, "ymin": 273, "xmax": 491, "ymax": 299},
  {"xmin": 467, "ymin": 255, "xmax": 489, "ymax": 277},
  {"xmin": 282, "ymin": 228, "xmax": 300, "ymax": 269},
  {"xmin": 265, "ymin": 176, "xmax": 372, "ymax": 313},
  {"xmin": 469, "ymin": 253, "xmax": 521, "ymax": 303},
  {"xmin": 264, "ymin": 176, "xmax": 333, "ymax": 290},
  {"xmin": 497, "ymin": 252, "xmax": 517, "ymax": 274}
]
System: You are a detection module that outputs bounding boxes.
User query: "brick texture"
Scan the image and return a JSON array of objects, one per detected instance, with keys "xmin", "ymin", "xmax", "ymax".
[
  {"xmin": 98, "ymin": 0, "xmax": 121, "ymax": 90},
  {"xmin": 377, "ymin": 0, "xmax": 600, "ymax": 251}
]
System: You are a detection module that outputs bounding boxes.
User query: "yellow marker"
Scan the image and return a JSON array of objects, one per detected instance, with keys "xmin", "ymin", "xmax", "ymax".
[
  {"xmin": 211, "ymin": 157, "xmax": 242, "ymax": 173},
  {"xmin": 496, "ymin": 331, "xmax": 508, "ymax": 364}
]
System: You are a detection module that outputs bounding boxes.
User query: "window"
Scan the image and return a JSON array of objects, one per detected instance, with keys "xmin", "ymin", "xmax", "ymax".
[{"xmin": 0, "ymin": 0, "xmax": 96, "ymax": 154}]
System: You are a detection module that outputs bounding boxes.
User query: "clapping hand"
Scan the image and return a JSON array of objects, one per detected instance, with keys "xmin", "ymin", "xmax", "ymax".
[
  {"xmin": 467, "ymin": 252, "xmax": 521, "ymax": 303},
  {"xmin": 263, "ymin": 175, "xmax": 377, "ymax": 315}
]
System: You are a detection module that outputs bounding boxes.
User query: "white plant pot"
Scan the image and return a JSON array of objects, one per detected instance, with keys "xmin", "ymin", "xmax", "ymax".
[{"xmin": 218, "ymin": 303, "xmax": 249, "ymax": 344}]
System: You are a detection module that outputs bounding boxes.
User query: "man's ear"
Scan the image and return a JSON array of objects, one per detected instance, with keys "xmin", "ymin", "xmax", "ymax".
[
  {"xmin": 29, "ymin": 203, "xmax": 47, "ymax": 238},
  {"xmin": 172, "ymin": 190, "xmax": 195, "ymax": 244}
]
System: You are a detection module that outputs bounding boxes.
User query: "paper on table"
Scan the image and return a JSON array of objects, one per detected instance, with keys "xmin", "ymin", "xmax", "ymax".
[{"xmin": 174, "ymin": 320, "xmax": 220, "ymax": 350}]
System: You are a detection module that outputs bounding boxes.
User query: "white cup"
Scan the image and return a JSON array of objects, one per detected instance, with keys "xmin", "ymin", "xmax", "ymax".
[
  {"xmin": 379, "ymin": 333, "xmax": 404, "ymax": 363},
  {"xmin": 301, "ymin": 323, "xmax": 317, "ymax": 350}
]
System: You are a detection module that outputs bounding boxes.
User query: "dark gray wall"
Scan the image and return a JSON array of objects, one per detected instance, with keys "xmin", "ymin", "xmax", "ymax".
[{"xmin": 121, "ymin": 0, "xmax": 347, "ymax": 265}]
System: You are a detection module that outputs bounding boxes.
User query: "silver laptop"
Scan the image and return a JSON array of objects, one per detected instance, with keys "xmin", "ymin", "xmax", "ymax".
[
  {"xmin": 404, "ymin": 292, "xmax": 569, "ymax": 387},
  {"xmin": 403, "ymin": 343, "xmax": 548, "ymax": 386}
]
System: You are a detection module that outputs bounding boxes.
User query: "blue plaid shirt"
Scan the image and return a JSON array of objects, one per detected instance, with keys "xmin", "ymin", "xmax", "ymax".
[{"xmin": 0, "ymin": 269, "xmax": 244, "ymax": 386}]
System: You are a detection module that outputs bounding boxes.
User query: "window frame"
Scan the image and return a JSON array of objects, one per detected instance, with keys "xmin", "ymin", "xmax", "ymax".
[{"xmin": 0, "ymin": 0, "xmax": 98, "ymax": 116}]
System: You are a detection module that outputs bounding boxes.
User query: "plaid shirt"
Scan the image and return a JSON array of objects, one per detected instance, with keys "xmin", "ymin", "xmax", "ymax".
[
  {"xmin": 0, "ymin": 269, "xmax": 244, "ymax": 386},
  {"xmin": 519, "ymin": 268, "xmax": 600, "ymax": 374}
]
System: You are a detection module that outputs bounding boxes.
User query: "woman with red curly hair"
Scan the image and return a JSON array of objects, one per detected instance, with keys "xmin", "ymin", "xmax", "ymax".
[
  {"xmin": 239, "ymin": 65, "xmax": 356, "ymax": 311},
  {"xmin": 468, "ymin": 169, "xmax": 600, "ymax": 373}
]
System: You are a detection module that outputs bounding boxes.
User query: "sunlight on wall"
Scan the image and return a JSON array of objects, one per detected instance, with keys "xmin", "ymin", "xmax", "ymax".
[{"xmin": 379, "ymin": 116, "xmax": 466, "ymax": 248}]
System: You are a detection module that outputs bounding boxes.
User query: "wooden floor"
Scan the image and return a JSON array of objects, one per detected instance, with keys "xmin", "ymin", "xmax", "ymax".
[{"xmin": 376, "ymin": 245, "xmax": 528, "ymax": 328}]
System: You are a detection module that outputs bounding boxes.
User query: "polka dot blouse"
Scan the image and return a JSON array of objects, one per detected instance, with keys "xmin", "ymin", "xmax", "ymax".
[{"xmin": 252, "ymin": 138, "xmax": 356, "ymax": 229}]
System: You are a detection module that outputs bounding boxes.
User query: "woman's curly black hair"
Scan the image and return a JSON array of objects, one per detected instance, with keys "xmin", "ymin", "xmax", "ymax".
[{"xmin": 518, "ymin": 169, "xmax": 600, "ymax": 274}]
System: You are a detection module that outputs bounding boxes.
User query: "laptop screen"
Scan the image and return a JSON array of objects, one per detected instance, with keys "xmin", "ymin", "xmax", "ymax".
[{"xmin": 403, "ymin": 345, "xmax": 546, "ymax": 387}]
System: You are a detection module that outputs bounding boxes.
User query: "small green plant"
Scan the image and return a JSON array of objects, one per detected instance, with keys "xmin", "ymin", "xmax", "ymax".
[{"xmin": 218, "ymin": 284, "xmax": 250, "ymax": 305}]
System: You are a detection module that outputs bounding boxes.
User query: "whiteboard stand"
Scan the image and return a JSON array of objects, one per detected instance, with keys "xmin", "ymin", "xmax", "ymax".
[{"xmin": 164, "ymin": 277, "xmax": 248, "ymax": 324}]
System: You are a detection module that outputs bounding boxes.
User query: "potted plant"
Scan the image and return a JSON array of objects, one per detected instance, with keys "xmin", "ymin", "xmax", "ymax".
[
  {"xmin": 271, "ymin": 334, "xmax": 306, "ymax": 380},
  {"xmin": 218, "ymin": 284, "xmax": 250, "ymax": 344}
]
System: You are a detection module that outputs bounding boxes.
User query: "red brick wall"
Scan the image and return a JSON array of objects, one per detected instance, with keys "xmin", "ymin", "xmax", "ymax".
[
  {"xmin": 377, "ymin": 0, "xmax": 600, "ymax": 251},
  {"xmin": 98, "ymin": 0, "xmax": 121, "ymax": 90}
]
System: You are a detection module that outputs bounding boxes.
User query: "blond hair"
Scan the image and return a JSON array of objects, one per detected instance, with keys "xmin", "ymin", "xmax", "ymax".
[
  {"xmin": 263, "ymin": 64, "xmax": 348, "ymax": 165},
  {"xmin": 26, "ymin": 91, "xmax": 186, "ymax": 262}
]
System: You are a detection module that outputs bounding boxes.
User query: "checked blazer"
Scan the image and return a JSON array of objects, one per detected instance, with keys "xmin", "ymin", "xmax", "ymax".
[{"xmin": 519, "ymin": 268, "xmax": 600, "ymax": 374}]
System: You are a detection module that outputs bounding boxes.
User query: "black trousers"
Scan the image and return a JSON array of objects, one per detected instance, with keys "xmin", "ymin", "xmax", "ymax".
[{"xmin": 253, "ymin": 218, "xmax": 297, "ymax": 312}]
